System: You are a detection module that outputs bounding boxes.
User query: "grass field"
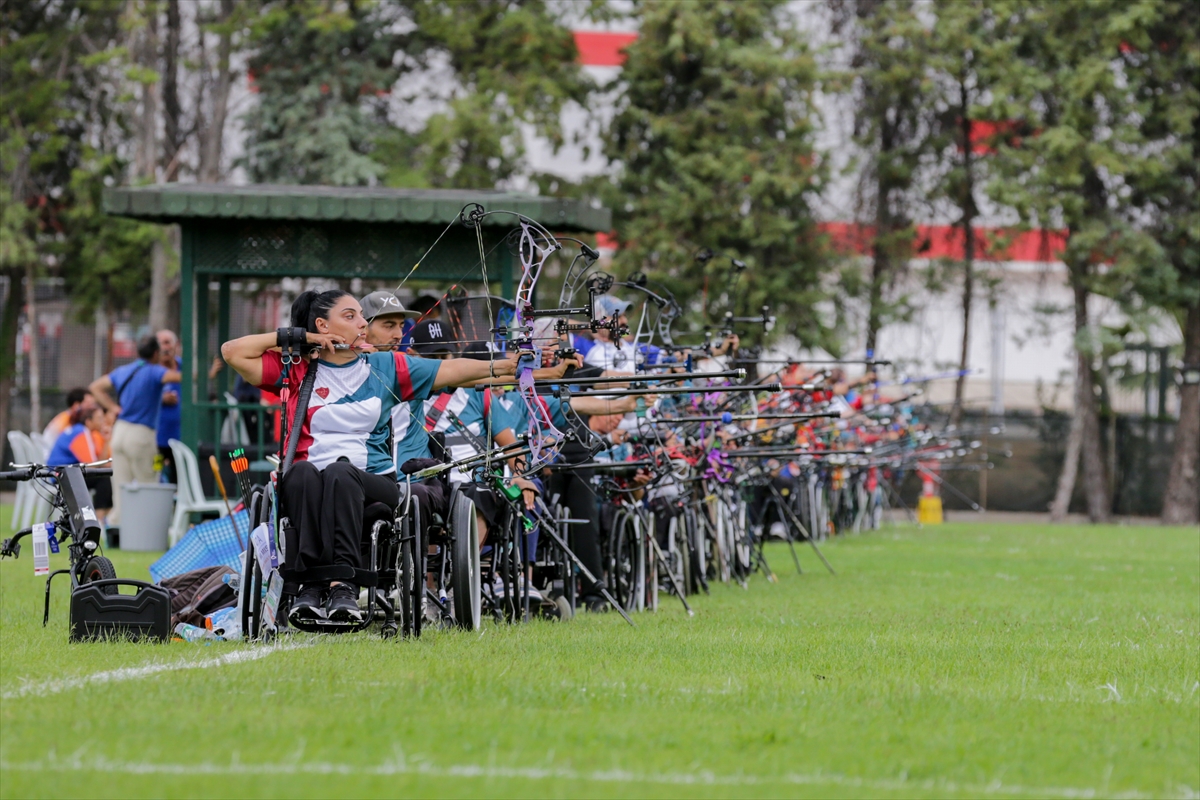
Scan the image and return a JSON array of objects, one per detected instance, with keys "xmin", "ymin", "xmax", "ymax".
[{"xmin": 1, "ymin": 506, "xmax": 1197, "ymax": 799}]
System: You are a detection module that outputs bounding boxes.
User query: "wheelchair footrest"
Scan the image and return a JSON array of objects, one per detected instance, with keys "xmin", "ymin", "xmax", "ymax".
[{"xmin": 287, "ymin": 616, "xmax": 371, "ymax": 634}]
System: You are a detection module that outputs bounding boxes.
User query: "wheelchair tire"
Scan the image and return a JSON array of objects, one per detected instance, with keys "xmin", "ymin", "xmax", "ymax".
[
  {"xmin": 81, "ymin": 556, "xmax": 117, "ymax": 595},
  {"xmin": 397, "ymin": 511, "xmax": 423, "ymax": 638},
  {"xmin": 450, "ymin": 491, "xmax": 481, "ymax": 631}
]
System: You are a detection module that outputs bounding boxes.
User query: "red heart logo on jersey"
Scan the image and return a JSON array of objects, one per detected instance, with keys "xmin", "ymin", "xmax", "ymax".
[{"xmin": 315, "ymin": 387, "xmax": 330, "ymax": 399}]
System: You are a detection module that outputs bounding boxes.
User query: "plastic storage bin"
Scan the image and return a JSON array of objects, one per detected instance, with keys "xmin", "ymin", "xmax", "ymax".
[{"xmin": 118, "ymin": 483, "xmax": 176, "ymax": 551}]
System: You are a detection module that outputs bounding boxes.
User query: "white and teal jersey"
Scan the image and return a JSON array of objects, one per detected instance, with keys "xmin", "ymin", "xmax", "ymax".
[
  {"xmin": 392, "ymin": 399, "xmax": 432, "ymax": 470},
  {"xmin": 258, "ymin": 350, "xmax": 440, "ymax": 475}
]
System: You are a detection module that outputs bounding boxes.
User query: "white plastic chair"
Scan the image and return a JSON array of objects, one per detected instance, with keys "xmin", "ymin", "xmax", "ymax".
[
  {"xmin": 167, "ymin": 438, "xmax": 228, "ymax": 545},
  {"xmin": 6, "ymin": 431, "xmax": 31, "ymax": 531},
  {"xmin": 220, "ymin": 392, "xmax": 251, "ymax": 445},
  {"xmin": 8, "ymin": 431, "xmax": 53, "ymax": 530},
  {"xmin": 30, "ymin": 430, "xmax": 49, "ymax": 460}
]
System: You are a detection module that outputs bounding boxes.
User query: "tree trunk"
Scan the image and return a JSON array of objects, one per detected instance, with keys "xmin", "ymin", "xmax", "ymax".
[
  {"xmin": 199, "ymin": 0, "xmax": 234, "ymax": 182},
  {"xmin": 0, "ymin": 269, "xmax": 24, "ymax": 445},
  {"xmin": 1072, "ymin": 277, "xmax": 1111, "ymax": 522},
  {"xmin": 24, "ymin": 264, "xmax": 40, "ymax": 433},
  {"xmin": 1162, "ymin": 301, "xmax": 1200, "ymax": 524},
  {"xmin": 951, "ymin": 79, "xmax": 975, "ymax": 427},
  {"xmin": 1050, "ymin": 402, "xmax": 1082, "ymax": 521},
  {"xmin": 135, "ymin": 1, "xmax": 159, "ymax": 182},
  {"xmin": 148, "ymin": 237, "xmax": 171, "ymax": 332},
  {"xmin": 149, "ymin": 0, "xmax": 177, "ymax": 335},
  {"xmin": 1051, "ymin": 274, "xmax": 1111, "ymax": 521},
  {"xmin": 162, "ymin": 0, "xmax": 182, "ymax": 181},
  {"xmin": 866, "ymin": 153, "xmax": 895, "ymax": 358}
]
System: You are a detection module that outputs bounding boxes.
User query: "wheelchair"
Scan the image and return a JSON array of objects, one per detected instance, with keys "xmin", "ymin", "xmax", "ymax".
[{"xmin": 240, "ymin": 475, "xmax": 485, "ymax": 639}]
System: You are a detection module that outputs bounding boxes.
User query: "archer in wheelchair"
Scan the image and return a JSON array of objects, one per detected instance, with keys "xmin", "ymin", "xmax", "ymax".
[{"xmin": 221, "ymin": 289, "xmax": 518, "ymax": 633}]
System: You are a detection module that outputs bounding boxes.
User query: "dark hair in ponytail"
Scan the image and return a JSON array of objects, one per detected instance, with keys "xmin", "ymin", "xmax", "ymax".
[{"xmin": 290, "ymin": 289, "xmax": 352, "ymax": 333}]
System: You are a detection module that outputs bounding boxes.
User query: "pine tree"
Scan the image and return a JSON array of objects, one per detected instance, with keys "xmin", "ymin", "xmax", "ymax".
[
  {"xmin": 985, "ymin": 0, "xmax": 1169, "ymax": 522},
  {"xmin": 377, "ymin": 0, "xmax": 592, "ymax": 189},
  {"xmin": 603, "ymin": 0, "xmax": 828, "ymax": 346},
  {"xmin": 830, "ymin": 0, "xmax": 936, "ymax": 358},
  {"xmin": 1116, "ymin": 0, "xmax": 1200, "ymax": 524},
  {"xmin": 240, "ymin": 0, "xmax": 407, "ymax": 185},
  {"xmin": 1, "ymin": 0, "xmax": 156, "ymax": 433}
]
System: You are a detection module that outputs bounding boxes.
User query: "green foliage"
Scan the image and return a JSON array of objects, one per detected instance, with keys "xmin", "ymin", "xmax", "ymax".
[
  {"xmin": 603, "ymin": 0, "xmax": 829, "ymax": 347},
  {"xmin": 381, "ymin": 0, "xmax": 592, "ymax": 189},
  {"xmin": 0, "ymin": 0, "xmax": 155, "ymax": 332},
  {"xmin": 828, "ymin": 0, "xmax": 938, "ymax": 351},
  {"xmin": 983, "ymin": 0, "xmax": 1171, "ymax": 305},
  {"xmin": 240, "ymin": 0, "xmax": 407, "ymax": 185},
  {"xmin": 1116, "ymin": 0, "xmax": 1199, "ymax": 320},
  {"xmin": 60, "ymin": 157, "xmax": 161, "ymax": 316}
]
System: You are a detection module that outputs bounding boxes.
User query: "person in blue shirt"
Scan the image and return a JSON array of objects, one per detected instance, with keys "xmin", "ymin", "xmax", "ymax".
[
  {"xmin": 155, "ymin": 330, "xmax": 182, "ymax": 484},
  {"xmin": 89, "ymin": 335, "xmax": 183, "ymax": 533}
]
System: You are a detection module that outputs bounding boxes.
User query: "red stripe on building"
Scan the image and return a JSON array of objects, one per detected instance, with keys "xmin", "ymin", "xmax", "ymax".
[
  {"xmin": 819, "ymin": 222, "xmax": 1068, "ymax": 263},
  {"xmin": 574, "ymin": 32, "xmax": 638, "ymax": 66}
]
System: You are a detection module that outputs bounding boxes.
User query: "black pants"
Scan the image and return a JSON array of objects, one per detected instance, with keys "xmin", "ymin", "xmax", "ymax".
[
  {"xmin": 279, "ymin": 460, "xmax": 399, "ymax": 575},
  {"xmin": 547, "ymin": 468, "xmax": 603, "ymax": 594},
  {"xmin": 85, "ymin": 474, "xmax": 112, "ymax": 511},
  {"xmin": 406, "ymin": 477, "xmax": 448, "ymax": 526}
]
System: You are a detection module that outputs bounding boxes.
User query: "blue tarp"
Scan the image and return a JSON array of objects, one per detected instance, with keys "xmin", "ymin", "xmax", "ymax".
[{"xmin": 149, "ymin": 510, "xmax": 248, "ymax": 583}]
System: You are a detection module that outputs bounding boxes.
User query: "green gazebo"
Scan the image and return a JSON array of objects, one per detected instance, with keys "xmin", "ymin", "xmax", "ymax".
[{"xmin": 103, "ymin": 184, "xmax": 610, "ymax": 460}]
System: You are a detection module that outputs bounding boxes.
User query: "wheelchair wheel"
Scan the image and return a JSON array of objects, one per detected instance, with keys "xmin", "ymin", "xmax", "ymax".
[
  {"xmin": 397, "ymin": 510, "xmax": 424, "ymax": 638},
  {"xmin": 450, "ymin": 491, "xmax": 481, "ymax": 630},
  {"xmin": 609, "ymin": 509, "xmax": 643, "ymax": 613}
]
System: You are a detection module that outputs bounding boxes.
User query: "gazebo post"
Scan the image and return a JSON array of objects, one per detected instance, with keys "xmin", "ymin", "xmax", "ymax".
[{"xmin": 180, "ymin": 224, "xmax": 198, "ymax": 452}]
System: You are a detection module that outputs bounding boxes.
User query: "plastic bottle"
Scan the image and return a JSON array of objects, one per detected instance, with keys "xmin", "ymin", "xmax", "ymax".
[{"xmin": 173, "ymin": 623, "xmax": 217, "ymax": 642}]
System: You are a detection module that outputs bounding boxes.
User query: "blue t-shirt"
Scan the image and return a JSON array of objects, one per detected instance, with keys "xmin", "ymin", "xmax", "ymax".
[
  {"xmin": 109, "ymin": 360, "xmax": 169, "ymax": 429},
  {"xmin": 157, "ymin": 357, "xmax": 182, "ymax": 447}
]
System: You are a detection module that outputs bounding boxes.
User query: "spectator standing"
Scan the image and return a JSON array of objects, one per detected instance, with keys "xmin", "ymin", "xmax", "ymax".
[
  {"xmin": 155, "ymin": 330, "xmax": 182, "ymax": 483},
  {"xmin": 89, "ymin": 335, "xmax": 182, "ymax": 533}
]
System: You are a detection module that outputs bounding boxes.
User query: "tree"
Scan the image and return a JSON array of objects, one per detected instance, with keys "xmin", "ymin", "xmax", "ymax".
[
  {"xmin": 928, "ymin": 1, "xmax": 997, "ymax": 425},
  {"xmin": 829, "ymin": 0, "xmax": 936, "ymax": 358},
  {"xmin": 603, "ymin": 0, "xmax": 828, "ymax": 346},
  {"xmin": 986, "ymin": 0, "xmax": 1169, "ymax": 522},
  {"xmin": 376, "ymin": 0, "xmax": 592, "ymax": 189},
  {"xmin": 240, "ymin": 0, "xmax": 407, "ymax": 185},
  {"xmin": 1116, "ymin": 0, "xmax": 1200, "ymax": 524},
  {"xmin": 1, "ymin": 0, "xmax": 154, "ymax": 435}
]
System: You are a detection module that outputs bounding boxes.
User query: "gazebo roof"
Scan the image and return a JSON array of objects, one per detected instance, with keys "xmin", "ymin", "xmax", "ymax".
[{"xmin": 102, "ymin": 183, "xmax": 612, "ymax": 232}]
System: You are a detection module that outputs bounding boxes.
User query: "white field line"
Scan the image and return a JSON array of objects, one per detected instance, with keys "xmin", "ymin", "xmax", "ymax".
[
  {"xmin": 1, "ymin": 643, "xmax": 307, "ymax": 701},
  {"xmin": 0, "ymin": 755, "xmax": 1193, "ymax": 800}
]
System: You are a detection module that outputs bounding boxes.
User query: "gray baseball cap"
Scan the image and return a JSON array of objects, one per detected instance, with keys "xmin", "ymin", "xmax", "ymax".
[
  {"xmin": 360, "ymin": 290, "xmax": 416, "ymax": 321},
  {"xmin": 595, "ymin": 295, "xmax": 632, "ymax": 319}
]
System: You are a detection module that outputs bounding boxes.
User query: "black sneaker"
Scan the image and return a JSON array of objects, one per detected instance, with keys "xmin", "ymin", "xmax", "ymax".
[
  {"xmin": 288, "ymin": 584, "xmax": 326, "ymax": 624},
  {"xmin": 326, "ymin": 583, "xmax": 363, "ymax": 623}
]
